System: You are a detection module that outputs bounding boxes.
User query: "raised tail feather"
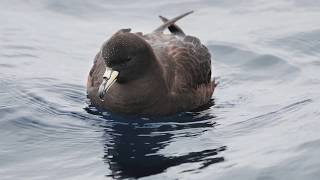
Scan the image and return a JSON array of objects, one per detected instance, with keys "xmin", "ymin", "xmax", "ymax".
[
  {"xmin": 159, "ymin": 15, "xmax": 186, "ymax": 36},
  {"xmin": 153, "ymin": 11, "xmax": 194, "ymax": 33}
]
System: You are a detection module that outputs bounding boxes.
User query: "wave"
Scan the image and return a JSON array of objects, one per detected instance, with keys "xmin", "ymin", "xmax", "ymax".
[{"xmin": 209, "ymin": 43, "xmax": 300, "ymax": 82}]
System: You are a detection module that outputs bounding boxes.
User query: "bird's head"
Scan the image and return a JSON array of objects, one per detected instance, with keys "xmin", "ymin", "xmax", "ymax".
[{"xmin": 98, "ymin": 29, "xmax": 155, "ymax": 99}]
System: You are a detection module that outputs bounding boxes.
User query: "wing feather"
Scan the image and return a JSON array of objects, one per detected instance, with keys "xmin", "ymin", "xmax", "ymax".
[{"xmin": 169, "ymin": 36, "xmax": 212, "ymax": 92}]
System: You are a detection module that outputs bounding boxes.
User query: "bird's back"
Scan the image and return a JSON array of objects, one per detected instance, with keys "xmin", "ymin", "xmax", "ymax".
[{"xmin": 143, "ymin": 33, "xmax": 215, "ymax": 110}]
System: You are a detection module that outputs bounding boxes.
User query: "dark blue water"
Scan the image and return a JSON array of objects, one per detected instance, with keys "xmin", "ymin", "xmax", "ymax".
[{"xmin": 1, "ymin": 0, "xmax": 320, "ymax": 179}]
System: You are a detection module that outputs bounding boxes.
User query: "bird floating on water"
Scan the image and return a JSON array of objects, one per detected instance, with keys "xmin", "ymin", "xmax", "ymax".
[{"xmin": 87, "ymin": 11, "xmax": 216, "ymax": 116}]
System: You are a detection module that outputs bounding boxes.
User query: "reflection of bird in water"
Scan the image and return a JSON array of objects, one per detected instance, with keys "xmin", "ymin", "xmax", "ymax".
[{"xmin": 85, "ymin": 99, "xmax": 226, "ymax": 179}]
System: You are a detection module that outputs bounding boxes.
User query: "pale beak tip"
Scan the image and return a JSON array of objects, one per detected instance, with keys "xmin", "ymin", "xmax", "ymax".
[{"xmin": 98, "ymin": 92, "xmax": 105, "ymax": 100}]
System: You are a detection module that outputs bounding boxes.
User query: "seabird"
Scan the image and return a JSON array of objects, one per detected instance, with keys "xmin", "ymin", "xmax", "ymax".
[{"xmin": 87, "ymin": 11, "xmax": 216, "ymax": 116}]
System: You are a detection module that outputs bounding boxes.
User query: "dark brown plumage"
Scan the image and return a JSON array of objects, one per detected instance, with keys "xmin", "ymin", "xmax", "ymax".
[{"xmin": 87, "ymin": 11, "xmax": 216, "ymax": 116}]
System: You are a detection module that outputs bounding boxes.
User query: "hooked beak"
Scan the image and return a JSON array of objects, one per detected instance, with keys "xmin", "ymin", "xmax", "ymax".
[{"xmin": 98, "ymin": 68, "xmax": 119, "ymax": 100}]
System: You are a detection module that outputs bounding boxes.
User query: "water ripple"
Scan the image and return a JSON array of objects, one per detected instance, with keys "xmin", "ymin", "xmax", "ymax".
[
  {"xmin": 225, "ymin": 99, "xmax": 313, "ymax": 136},
  {"xmin": 1, "ymin": 0, "xmax": 320, "ymax": 179}
]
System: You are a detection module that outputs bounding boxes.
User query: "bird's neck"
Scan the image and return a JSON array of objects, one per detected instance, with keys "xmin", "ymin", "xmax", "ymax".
[{"xmin": 105, "ymin": 60, "xmax": 168, "ymax": 114}]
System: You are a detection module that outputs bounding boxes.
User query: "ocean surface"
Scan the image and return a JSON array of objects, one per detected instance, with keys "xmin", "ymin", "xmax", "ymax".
[{"xmin": 1, "ymin": 0, "xmax": 320, "ymax": 179}]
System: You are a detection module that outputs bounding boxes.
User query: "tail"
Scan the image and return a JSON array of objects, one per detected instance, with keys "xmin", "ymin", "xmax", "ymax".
[
  {"xmin": 159, "ymin": 15, "xmax": 186, "ymax": 36},
  {"xmin": 153, "ymin": 11, "xmax": 194, "ymax": 33}
]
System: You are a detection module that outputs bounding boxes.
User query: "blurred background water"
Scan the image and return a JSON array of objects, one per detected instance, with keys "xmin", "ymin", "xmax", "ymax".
[{"xmin": 1, "ymin": 0, "xmax": 320, "ymax": 179}]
